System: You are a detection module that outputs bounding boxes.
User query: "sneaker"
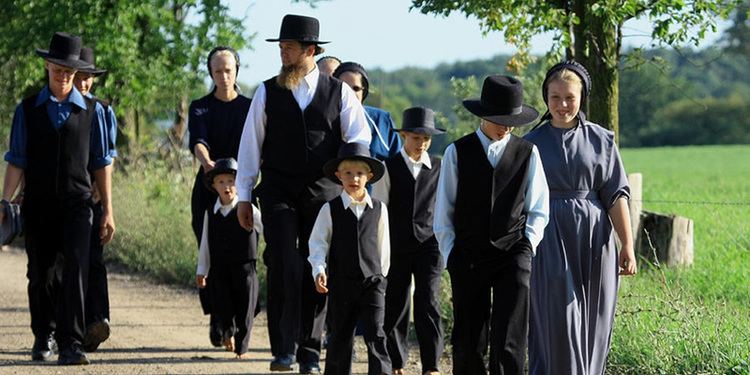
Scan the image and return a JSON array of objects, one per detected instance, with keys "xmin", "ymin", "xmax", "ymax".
[
  {"xmin": 83, "ymin": 319, "xmax": 110, "ymax": 352},
  {"xmin": 270, "ymin": 355, "xmax": 296, "ymax": 371},
  {"xmin": 31, "ymin": 334, "xmax": 55, "ymax": 361},
  {"xmin": 299, "ymin": 362, "xmax": 321, "ymax": 374},
  {"xmin": 57, "ymin": 344, "xmax": 89, "ymax": 366}
]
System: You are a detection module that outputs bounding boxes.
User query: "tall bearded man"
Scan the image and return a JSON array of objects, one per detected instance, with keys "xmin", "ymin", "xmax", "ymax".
[{"xmin": 235, "ymin": 14, "xmax": 371, "ymax": 374}]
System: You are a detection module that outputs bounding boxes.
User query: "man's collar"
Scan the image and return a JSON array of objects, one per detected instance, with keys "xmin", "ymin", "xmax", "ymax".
[
  {"xmin": 340, "ymin": 190, "xmax": 373, "ymax": 209},
  {"xmin": 302, "ymin": 65, "xmax": 320, "ymax": 90},
  {"xmin": 213, "ymin": 195, "xmax": 239, "ymax": 213},
  {"xmin": 400, "ymin": 148, "xmax": 431, "ymax": 169},
  {"xmin": 35, "ymin": 85, "xmax": 87, "ymax": 110}
]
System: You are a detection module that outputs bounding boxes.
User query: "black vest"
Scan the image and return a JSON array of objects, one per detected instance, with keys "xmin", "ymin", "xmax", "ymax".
[
  {"xmin": 328, "ymin": 196, "xmax": 382, "ymax": 280},
  {"xmin": 385, "ymin": 154, "xmax": 440, "ymax": 250},
  {"xmin": 454, "ymin": 133, "xmax": 532, "ymax": 254},
  {"xmin": 207, "ymin": 206, "xmax": 257, "ymax": 264},
  {"xmin": 22, "ymin": 93, "xmax": 96, "ymax": 205},
  {"xmin": 260, "ymin": 74, "xmax": 343, "ymax": 199}
]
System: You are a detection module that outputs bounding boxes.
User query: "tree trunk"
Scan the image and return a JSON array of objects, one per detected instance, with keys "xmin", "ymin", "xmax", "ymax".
[
  {"xmin": 575, "ymin": 0, "xmax": 621, "ymax": 143},
  {"xmin": 171, "ymin": 95, "xmax": 188, "ymax": 146}
]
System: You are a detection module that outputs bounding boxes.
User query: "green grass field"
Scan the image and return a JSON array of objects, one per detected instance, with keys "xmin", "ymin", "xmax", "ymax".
[
  {"xmin": 610, "ymin": 145, "xmax": 750, "ymax": 374},
  {"xmin": 104, "ymin": 145, "xmax": 750, "ymax": 374}
]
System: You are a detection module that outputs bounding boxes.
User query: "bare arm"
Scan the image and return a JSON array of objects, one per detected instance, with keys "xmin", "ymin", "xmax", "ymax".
[
  {"xmin": 0, "ymin": 164, "xmax": 24, "ymax": 223},
  {"xmin": 93, "ymin": 164, "xmax": 115, "ymax": 245},
  {"xmin": 608, "ymin": 197, "xmax": 636, "ymax": 275},
  {"xmin": 193, "ymin": 143, "xmax": 214, "ymax": 172}
]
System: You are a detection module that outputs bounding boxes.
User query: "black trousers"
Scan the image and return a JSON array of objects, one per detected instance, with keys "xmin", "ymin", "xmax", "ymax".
[
  {"xmin": 447, "ymin": 238, "xmax": 533, "ymax": 375},
  {"xmin": 325, "ymin": 276, "xmax": 391, "ymax": 375},
  {"xmin": 191, "ymin": 172, "xmax": 215, "ymax": 315},
  {"xmin": 384, "ymin": 241, "xmax": 444, "ymax": 373},
  {"xmin": 208, "ymin": 259, "xmax": 259, "ymax": 355},
  {"xmin": 260, "ymin": 192, "xmax": 327, "ymax": 363},
  {"xmin": 86, "ymin": 202, "xmax": 109, "ymax": 324},
  {"xmin": 25, "ymin": 199, "xmax": 93, "ymax": 349}
]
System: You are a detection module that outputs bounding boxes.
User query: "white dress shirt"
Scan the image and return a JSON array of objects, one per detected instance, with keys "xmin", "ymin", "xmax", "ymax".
[
  {"xmin": 433, "ymin": 129, "xmax": 550, "ymax": 267},
  {"xmin": 308, "ymin": 191, "xmax": 391, "ymax": 279},
  {"xmin": 371, "ymin": 148, "xmax": 432, "ymax": 206},
  {"xmin": 236, "ymin": 66, "xmax": 372, "ymax": 202},
  {"xmin": 196, "ymin": 196, "xmax": 263, "ymax": 276}
]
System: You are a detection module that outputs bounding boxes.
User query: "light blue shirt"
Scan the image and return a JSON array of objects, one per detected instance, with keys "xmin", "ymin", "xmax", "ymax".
[{"xmin": 433, "ymin": 129, "xmax": 550, "ymax": 268}]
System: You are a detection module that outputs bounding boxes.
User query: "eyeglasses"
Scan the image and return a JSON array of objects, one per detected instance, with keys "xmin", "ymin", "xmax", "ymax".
[{"xmin": 350, "ymin": 86, "xmax": 364, "ymax": 92}]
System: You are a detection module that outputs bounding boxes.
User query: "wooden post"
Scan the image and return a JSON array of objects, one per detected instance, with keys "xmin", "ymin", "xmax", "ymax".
[
  {"xmin": 637, "ymin": 211, "xmax": 694, "ymax": 267},
  {"xmin": 627, "ymin": 173, "xmax": 643, "ymax": 244}
]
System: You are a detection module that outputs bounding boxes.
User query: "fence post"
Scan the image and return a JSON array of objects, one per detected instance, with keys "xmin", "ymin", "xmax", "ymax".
[{"xmin": 628, "ymin": 173, "xmax": 643, "ymax": 244}]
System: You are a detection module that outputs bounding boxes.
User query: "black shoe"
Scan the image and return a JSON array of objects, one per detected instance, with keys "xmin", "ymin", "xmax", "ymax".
[
  {"xmin": 31, "ymin": 334, "xmax": 55, "ymax": 361},
  {"xmin": 209, "ymin": 316, "xmax": 222, "ymax": 347},
  {"xmin": 57, "ymin": 344, "xmax": 90, "ymax": 366},
  {"xmin": 269, "ymin": 355, "xmax": 296, "ymax": 371},
  {"xmin": 299, "ymin": 362, "xmax": 321, "ymax": 374},
  {"xmin": 84, "ymin": 319, "xmax": 110, "ymax": 352}
]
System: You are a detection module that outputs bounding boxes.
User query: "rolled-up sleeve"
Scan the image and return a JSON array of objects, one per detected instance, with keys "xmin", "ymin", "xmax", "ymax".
[
  {"xmin": 89, "ymin": 102, "xmax": 113, "ymax": 171},
  {"xmin": 4, "ymin": 104, "xmax": 28, "ymax": 169}
]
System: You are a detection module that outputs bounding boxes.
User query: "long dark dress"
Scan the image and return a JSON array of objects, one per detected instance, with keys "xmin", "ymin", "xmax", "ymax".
[
  {"xmin": 524, "ymin": 120, "xmax": 630, "ymax": 375},
  {"xmin": 188, "ymin": 93, "xmax": 252, "ymax": 244}
]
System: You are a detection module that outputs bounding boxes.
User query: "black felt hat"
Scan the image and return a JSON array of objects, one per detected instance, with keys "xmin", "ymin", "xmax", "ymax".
[
  {"xmin": 397, "ymin": 107, "xmax": 445, "ymax": 135},
  {"xmin": 35, "ymin": 32, "xmax": 93, "ymax": 70},
  {"xmin": 78, "ymin": 47, "xmax": 107, "ymax": 76},
  {"xmin": 266, "ymin": 14, "xmax": 330, "ymax": 44},
  {"xmin": 323, "ymin": 143, "xmax": 385, "ymax": 184},
  {"xmin": 333, "ymin": 61, "xmax": 369, "ymax": 100},
  {"xmin": 204, "ymin": 158, "xmax": 238, "ymax": 192},
  {"xmin": 462, "ymin": 75, "xmax": 539, "ymax": 126}
]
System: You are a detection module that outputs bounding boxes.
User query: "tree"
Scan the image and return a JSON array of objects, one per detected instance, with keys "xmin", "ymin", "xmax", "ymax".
[
  {"xmin": 0, "ymin": 0, "xmax": 250, "ymax": 151},
  {"xmin": 411, "ymin": 0, "xmax": 741, "ymax": 142}
]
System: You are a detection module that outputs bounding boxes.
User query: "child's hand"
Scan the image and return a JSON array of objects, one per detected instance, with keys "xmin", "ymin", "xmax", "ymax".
[
  {"xmin": 315, "ymin": 273, "xmax": 328, "ymax": 294},
  {"xmin": 196, "ymin": 275, "xmax": 207, "ymax": 289}
]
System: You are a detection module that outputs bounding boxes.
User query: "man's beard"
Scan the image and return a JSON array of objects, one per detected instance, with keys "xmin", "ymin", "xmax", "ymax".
[{"xmin": 277, "ymin": 63, "xmax": 307, "ymax": 90}]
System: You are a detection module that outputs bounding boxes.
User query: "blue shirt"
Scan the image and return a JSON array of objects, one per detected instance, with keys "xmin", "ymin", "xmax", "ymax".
[
  {"xmin": 85, "ymin": 92, "xmax": 118, "ymax": 159},
  {"xmin": 364, "ymin": 106, "xmax": 402, "ymax": 161},
  {"xmin": 4, "ymin": 86, "xmax": 114, "ymax": 170}
]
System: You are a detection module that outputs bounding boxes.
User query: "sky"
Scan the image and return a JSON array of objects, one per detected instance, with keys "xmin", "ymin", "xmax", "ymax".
[{"xmin": 225, "ymin": 0, "xmax": 727, "ymax": 87}]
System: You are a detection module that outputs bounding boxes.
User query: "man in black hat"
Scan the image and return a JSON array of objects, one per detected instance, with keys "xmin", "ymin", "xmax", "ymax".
[
  {"xmin": 73, "ymin": 46, "xmax": 117, "ymax": 353},
  {"xmin": 235, "ymin": 14, "xmax": 371, "ymax": 373},
  {"xmin": 433, "ymin": 75, "xmax": 549, "ymax": 374},
  {"xmin": 372, "ymin": 107, "xmax": 444, "ymax": 375},
  {"xmin": 0, "ymin": 32, "xmax": 115, "ymax": 366}
]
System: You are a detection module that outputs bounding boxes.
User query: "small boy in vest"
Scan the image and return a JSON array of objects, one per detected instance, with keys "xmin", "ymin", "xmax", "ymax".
[
  {"xmin": 195, "ymin": 158, "xmax": 262, "ymax": 358},
  {"xmin": 308, "ymin": 142, "xmax": 392, "ymax": 375},
  {"xmin": 372, "ymin": 107, "xmax": 444, "ymax": 375},
  {"xmin": 434, "ymin": 76, "xmax": 550, "ymax": 374}
]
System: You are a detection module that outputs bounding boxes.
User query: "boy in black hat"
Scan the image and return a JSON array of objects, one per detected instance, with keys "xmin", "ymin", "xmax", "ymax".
[
  {"xmin": 195, "ymin": 158, "xmax": 262, "ymax": 358},
  {"xmin": 372, "ymin": 107, "xmax": 444, "ymax": 375},
  {"xmin": 236, "ymin": 13, "xmax": 371, "ymax": 373},
  {"xmin": 0, "ymin": 31, "xmax": 115, "ymax": 366},
  {"xmin": 73, "ymin": 46, "xmax": 118, "ymax": 353},
  {"xmin": 433, "ymin": 75, "xmax": 549, "ymax": 374},
  {"xmin": 308, "ymin": 142, "xmax": 392, "ymax": 375}
]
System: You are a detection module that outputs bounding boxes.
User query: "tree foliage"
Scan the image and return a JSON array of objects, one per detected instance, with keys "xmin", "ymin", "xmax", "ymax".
[
  {"xmin": 0, "ymin": 0, "xmax": 251, "ymax": 151},
  {"xmin": 410, "ymin": 0, "xmax": 741, "ymax": 142}
]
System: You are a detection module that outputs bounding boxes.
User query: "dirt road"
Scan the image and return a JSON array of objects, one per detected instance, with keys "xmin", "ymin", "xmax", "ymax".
[{"xmin": 0, "ymin": 247, "xmax": 449, "ymax": 374}]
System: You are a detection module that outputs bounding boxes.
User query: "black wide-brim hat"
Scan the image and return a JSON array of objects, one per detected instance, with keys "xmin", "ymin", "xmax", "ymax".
[
  {"xmin": 203, "ymin": 158, "xmax": 238, "ymax": 192},
  {"xmin": 323, "ymin": 143, "xmax": 385, "ymax": 184},
  {"xmin": 463, "ymin": 75, "xmax": 539, "ymax": 126},
  {"xmin": 266, "ymin": 14, "xmax": 330, "ymax": 44},
  {"xmin": 397, "ymin": 106, "xmax": 445, "ymax": 135},
  {"xmin": 35, "ymin": 32, "xmax": 93, "ymax": 70},
  {"xmin": 78, "ymin": 47, "xmax": 107, "ymax": 76}
]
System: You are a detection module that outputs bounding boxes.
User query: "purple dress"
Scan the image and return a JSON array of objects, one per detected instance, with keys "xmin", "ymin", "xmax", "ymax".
[{"xmin": 524, "ymin": 121, "xmax": 630, "ymax": 375}]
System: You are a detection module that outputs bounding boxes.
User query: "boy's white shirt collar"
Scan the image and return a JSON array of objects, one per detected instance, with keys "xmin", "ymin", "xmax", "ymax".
[
  {"xmin": 475, "ymin": 128, "xmax": 512, "ymax": 149},
  {"xmin": 400, "ymin": 148, "xmax": 431, "ymax": 170},
  {"xmin": 213, "ymin": 195, "xmax": 239, "ymax": 216},
  {"xmin": 340, "ymin": 190, "xmax": 373, "ymax": 209}
]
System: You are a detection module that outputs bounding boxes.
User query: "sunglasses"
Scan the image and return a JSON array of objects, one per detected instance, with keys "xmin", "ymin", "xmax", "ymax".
[{"xmin": 350, "ymin": 85, "xmax": 365, "ymax": 93}]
